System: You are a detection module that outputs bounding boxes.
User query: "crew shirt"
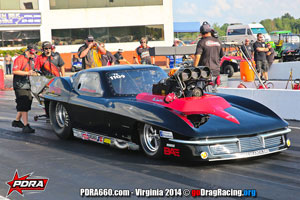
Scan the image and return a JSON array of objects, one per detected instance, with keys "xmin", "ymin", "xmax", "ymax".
[
  {"xmin": 195, "ymin": 36, "xmax": 224, "ymax": 76},
  {"xmin": 13, "ymin": 54, "xmax": 34, "ymax": 89},
  {"xmin": 253, "ymin": 41, "xmax": 267, "ymax": 61}
]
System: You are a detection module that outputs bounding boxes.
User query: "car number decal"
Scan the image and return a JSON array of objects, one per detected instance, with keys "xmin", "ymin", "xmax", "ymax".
[{"xmin": 109, "ymin": 73, "xmax": 126, "ymax": 80}]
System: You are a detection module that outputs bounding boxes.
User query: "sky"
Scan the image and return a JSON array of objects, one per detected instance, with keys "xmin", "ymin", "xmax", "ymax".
[{"xmin": 173, "ymin": 0, "xmax": 300, "ymax": 26}]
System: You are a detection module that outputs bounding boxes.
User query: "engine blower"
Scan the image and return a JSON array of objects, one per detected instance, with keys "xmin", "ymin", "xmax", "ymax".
[{"xmin": 152, "ymin": 65, "xmax": 212, "ymax": 99}]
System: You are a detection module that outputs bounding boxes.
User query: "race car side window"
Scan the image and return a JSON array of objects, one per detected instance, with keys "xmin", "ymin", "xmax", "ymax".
[{"xmin": 75, "ymin": 72, "xmax": 103, "ymax": 96}]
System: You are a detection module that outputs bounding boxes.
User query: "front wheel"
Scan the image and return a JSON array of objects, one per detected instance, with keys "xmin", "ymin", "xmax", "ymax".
[
  {"xmin": 49, "ymin": 101, "xmax": 73, "ymax": 139},
  {"xmin": 224, "ymin": 65, "xmax": 234, "ymax": 77},
  {"xmin": 139, "ymin": 124, "xmax": 163, "ymax": 158}
]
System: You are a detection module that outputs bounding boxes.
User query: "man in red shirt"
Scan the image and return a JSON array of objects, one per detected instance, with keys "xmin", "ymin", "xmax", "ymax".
[
  {"xmin": 35, "ymin": 41, "xmax": 65, "ymax": 77},
  {"xmin": 12, "ymin": 44, "xmax": 37, "ymax": 133}
]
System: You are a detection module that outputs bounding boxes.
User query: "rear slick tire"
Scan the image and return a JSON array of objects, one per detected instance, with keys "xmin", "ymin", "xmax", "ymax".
[{"xmin": 49, "ymin": 101, "xmax": 73, "ymax": 139}]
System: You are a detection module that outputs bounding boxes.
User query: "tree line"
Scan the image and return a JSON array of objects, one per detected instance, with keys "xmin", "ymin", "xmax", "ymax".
[{"xmin": 212, "ymin": 13, "xmax": 300, "ymax": 37}]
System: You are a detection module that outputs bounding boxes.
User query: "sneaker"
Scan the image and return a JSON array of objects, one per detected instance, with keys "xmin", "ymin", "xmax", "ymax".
[
  {"xmin": 22, "ymin": 124, "xmax": 35, "ymax": 133},
  {"xmin": 12, "ymin": 120, "xmax": 25, "ymax": 128}
]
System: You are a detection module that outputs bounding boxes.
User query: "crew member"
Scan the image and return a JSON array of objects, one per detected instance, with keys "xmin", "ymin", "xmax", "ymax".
[
  {"xmin": 134, "ymin": 37, "xmax": 153, "ymax": 64},
  {"xmin": 78, "ymin": 35, "xmax": 106, "ymax": 69},
  {"xmin": 35, "ymin": 41, "xmax": 65, "ymax": 77},
  {"xmin": 114, "ymin": 49, "xmax": 130, "ymax": 65},
  {"xmin": 194, "ymin": 21, "xmax": 224, "ymax": 91},
  {"xmin": 12, "ymin": 44, "xmax": 37, "ymax": 133},
  {"xmin": 253, "ymin": 33, "xmax": 269, "ymax": 80},
  {"xmin": 241, "ymin": 38, "xmax": 254, "ymax": 60},
  {"xmin": 99, "ymin": 42, "xmax": 116, "ymax": 66},
  {"xmin": 266, "ymin": 43, "xmax": 275, "ymax": 69},
  {"xmin": 166, "ymin": 38, "xmax": 186, "ymax": 68}
]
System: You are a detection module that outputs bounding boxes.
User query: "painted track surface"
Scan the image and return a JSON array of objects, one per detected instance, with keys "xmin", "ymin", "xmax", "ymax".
[{"xmin": 0, "ymin": 90, "xmax": 299, "ymax": 200}]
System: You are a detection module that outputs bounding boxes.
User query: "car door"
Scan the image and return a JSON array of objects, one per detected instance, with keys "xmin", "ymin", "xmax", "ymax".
[{"xmin": 69, "ymin": 72, "xmax": 111, "ymax": 134}]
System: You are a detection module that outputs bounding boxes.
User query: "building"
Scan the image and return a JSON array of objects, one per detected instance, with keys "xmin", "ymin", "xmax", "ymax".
[{"xmin": 0, "ymin": 0, "xmax": 174, "ymax": 53}]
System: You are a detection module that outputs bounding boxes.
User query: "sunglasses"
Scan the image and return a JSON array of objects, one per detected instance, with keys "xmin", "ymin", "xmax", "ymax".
[
  {"xmin": 44, "ymin": 48, "xmax": 51, "ymax": 50},
  {"xmin": 88, "ymin": 40, "xmax": 94, "ymax": 42}
]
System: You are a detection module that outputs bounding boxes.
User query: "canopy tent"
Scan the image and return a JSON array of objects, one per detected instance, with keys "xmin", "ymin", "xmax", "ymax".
[{"xmin": 174, "ymin": 22, "xmax": 200, "ymax": 33}]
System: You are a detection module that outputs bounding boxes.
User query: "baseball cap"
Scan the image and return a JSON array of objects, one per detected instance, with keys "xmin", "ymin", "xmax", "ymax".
[
  {"xmin": 26, "ymin": 44, "xmax": 37, "ymax": 54},
  {"xmin": 86, "ymin": 35, "xmax": 94, "ymax": 41},
  {"xmin": 118, "ymin": 49, "xmax": 124, "ymax": 52},
  {"xmin": 42, "ymin": 41, "xmax": 52, "ymax": 49},
  {"xmin": 200, "ymin": 21, "xmax": 212, "ymax": 34}
]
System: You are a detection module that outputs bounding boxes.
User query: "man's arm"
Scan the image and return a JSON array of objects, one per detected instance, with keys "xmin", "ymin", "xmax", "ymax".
[
  {"xmin": 57, "ymin": 55, "xmax": 65, "ymax": 76},
  {"xmin": 194, "ymin": 54, "xmax": 201, "ymax": 67},
  {"xmin": 78, "ymin": 43, "xmax": 93, "ymax": 58},
  {"xmin": 166, "ymin": 57, "xmax": 170, "ymax": 68},
  {"xmin": 254, "ymin": 43, "xmax": 268, "ymax": 52},
  {"xmin": 60, "ymin": 66, "xmax": 65, "ymax": 77},
  {"xmin": 256, "ymin": 47, "xmax": 269, "ymax": 52}
]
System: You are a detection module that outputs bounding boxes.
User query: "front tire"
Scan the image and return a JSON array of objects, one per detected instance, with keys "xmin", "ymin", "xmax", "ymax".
[
  {"xmin": 224, "ymin": 65, "xmax": 234, "ymax": 77},
  {"xmin": 49, "ymin": 101, "xmax": 73, "ymax": 139},
  {"xmin": 139, "ymin": 124, "xmax": 163, "ymax": 158}
]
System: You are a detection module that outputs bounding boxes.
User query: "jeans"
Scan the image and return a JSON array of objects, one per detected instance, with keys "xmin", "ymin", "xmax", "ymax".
[{"xmin": 6, "ymin": 64, "xmax": 12, "ymax": 74}]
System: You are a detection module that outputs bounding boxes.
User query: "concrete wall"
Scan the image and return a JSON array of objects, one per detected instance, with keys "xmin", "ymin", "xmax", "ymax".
[
  {"xmin": 269, "ymin": 61, "xmax": 300, "ymax": 80},
  {"xmin": 218, "ymin": 88, "xmax": 300, "ymax": 120}
]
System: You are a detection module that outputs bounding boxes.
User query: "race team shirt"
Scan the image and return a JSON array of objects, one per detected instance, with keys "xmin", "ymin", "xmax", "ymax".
[
  {"xmin": 195, "ymin": 36, "xmax": 224, "ymax": 76},
  {"xmin": 35, "ymin": 53, "xmax": 64, "ymax": 77},
  {"xmin": 135, "ymin": 46, "xmax": 151, "ymax": 64},
  {"xmin": 13, "ymin": 54, "xmax": 34, "ymax": 89}
]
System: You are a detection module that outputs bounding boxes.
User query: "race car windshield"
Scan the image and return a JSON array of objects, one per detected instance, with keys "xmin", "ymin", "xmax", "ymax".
[{"xmin": 107, "ymin": 68, "xmax": 168, "ymax": 96}]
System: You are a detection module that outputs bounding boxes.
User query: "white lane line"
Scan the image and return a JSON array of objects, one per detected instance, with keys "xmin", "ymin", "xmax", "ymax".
[
  {"xmin": 0, "ymin": 196, "xmax": 10, "ymax": 200},
  {"xmin": 289, "ymin": 126, "xmax": 300, "ymax": 130}
]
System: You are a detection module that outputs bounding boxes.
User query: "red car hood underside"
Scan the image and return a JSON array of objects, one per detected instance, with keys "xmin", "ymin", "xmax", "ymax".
[{"xmin": 136, "ymin": 93, "xmax": 240, "ymax": 124}]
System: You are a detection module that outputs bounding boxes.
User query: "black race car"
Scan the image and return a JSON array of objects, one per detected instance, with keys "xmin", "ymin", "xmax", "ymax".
[
  {"xmin": 40, "ymin": 65, "xmax": 291, "ymax": 161},
  {"xmin": 282, "ymin": 43, "xmax": 300, "ymax": 62}
]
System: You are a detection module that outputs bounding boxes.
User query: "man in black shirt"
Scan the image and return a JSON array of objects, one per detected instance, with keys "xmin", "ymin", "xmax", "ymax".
[
  {"xmin": 194, "ymin": 21, "xmax": 224, "ymax": 91},
  {"xmin": 253, "ymin": 33, "xmax": 269, "ymax": 80},
  {"xmin": 241, "ymin": 39, "xmax": 254, "ymax": 60}
]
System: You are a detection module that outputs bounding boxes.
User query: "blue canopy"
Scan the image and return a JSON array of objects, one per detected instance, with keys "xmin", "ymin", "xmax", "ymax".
[{"xmin": 174, "ymin": 22, "xmax": 200, "ymax": 33}]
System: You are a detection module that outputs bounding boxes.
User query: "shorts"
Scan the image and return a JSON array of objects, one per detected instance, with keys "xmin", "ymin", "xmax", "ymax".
[
  {"xmin": 256, "ymin": 60, "xmax": 269, "ymax": 73},
  {"xmin": 14, "ymin": 89, "xmax": 33, "ymax": 112}
]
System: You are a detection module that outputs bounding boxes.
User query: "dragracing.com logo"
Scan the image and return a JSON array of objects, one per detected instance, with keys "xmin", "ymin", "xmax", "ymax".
[{"xmin": 6, "ymin": 170, "xmax": 49, "ymax": 197}]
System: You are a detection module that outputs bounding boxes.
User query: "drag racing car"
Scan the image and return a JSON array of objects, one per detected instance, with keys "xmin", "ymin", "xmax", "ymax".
[{"xmin": 40, "ymin": 65, "xmax": 291, "ymax": 161}]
